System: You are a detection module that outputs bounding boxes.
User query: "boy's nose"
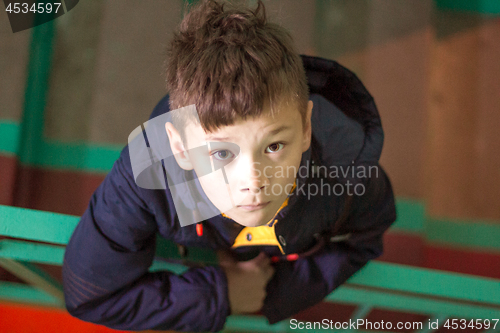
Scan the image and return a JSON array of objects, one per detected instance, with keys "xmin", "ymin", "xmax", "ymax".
[
  {"xmin": 237, "ymin": 160, "xmax": 269, "ymax": 193},
  {"xmin": 240, "ymin": 172, "xmax": 269, "ymax": 193},
  {"xmin": 242, "ymin": 184, "xmax": 267, "ymax": 194}
]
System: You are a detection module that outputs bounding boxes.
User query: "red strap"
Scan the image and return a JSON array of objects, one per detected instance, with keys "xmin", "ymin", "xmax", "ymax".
[
  {"xmin": 196, "ymin": 223, "xmax": 203, "ymax": 236},
  {"xmin": 271, "ymin": 253, "xmax": 299, "ymax": 262}
]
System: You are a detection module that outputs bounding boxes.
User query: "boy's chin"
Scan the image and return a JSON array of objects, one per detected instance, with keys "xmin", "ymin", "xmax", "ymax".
[
  {"xmin": 236, "ymin": 219, "xmax": 270, "ymax": 228},
  {"xmin": 224, "ymin": 211, "xmax": 274, "ymax": 228}
]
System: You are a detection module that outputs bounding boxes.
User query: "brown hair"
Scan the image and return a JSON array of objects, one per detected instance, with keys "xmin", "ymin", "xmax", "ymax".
[{"xmin": 165, "ymin": 0, "xmax": 309, "ymax": 135}]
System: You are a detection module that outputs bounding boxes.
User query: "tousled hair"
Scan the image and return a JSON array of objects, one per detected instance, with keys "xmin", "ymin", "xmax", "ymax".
[{"xmin": 165, "ymin": 0, "xmax": 309, "ymax": 135}]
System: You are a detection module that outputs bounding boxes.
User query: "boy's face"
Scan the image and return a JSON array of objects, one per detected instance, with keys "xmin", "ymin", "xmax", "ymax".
[{"xmin": 166, "ymin": 100, "xmax": 313, "ymax": 227}]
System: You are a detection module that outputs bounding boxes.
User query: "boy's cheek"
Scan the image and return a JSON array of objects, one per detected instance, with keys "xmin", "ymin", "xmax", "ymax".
[{"xmin": 197, "ymin": 171, "xmax": 249, "ymax": 209}]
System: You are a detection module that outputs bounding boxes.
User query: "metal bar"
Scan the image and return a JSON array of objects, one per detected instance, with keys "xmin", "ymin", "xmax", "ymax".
[
  {"xmin": 435, "ymin": 0, "xmax": 500, "ymax": 15},
  {"xmin": 149, "ymin": 259, "xmax": 189, "ymax": 275},
  {"xmin": 2, "ymin": 201, "xmax": 500, "ymax": 253},
  {"xmin": 0, "ymin": 239, "xmax": 65, "ymax": 265},
  {"xmin": 0, "ymin": 259, "xmax": 64, "ymax": 304},
  {"xmin": 0, "ymin": 121, "xmax": 122, "ymax": 173},
  {"xmin": 0, "ymin": 238, "xmax": 194, "ymax": 276},
  {"xmin": 349, "ymin": 304, "xmax": 372, "ymax": 321},
  {"xmin": 0, "ymin": 204, "xmax": 78, "ymax": 244},
  {"xmin": 390, "ymin": 198, "xmax": 425, "ymax": 233},
  {"xmin": 0, "ymin": 281, "xmax": 62, "ymax": 307},
  {"xmin": 0, "ymin": 120, "xmax": 21, "ymax": 156},
  {"xmin": 223, "ymin": 315, "xmax": 291, "ymax": 333},
  {"xmin": 336, "ymin": 305, "xmax": 373, "ymax": 333},
  {"xmin": 224, "ymin": 316, "xmax": 394, "ymax": 333},
  {"xmin": 327, "ymin": 285, "xmax": 500, "ymax": 319},
  {"xmin": 426, "ymin": 217, "xmax": 500, "ymax": 252},
  {"xmin": 37, "ymin": 139, "xmax": 122, "ymax": 173},
  {"xmin": 346, "ymin": 261, "xmax": 500, "ymax": 306},
  {"xmin": 16, "ymin": 13, "xmax": 56, "ymax": 166}
]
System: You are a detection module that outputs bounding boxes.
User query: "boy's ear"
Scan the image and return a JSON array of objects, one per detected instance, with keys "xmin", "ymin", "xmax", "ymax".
[
  {"xmin": 165, "ymin": 122, "xmax": 194, "ymax": 170},
  {"xmin": 302, "ymin": 100, "xmax": 313, "ymax": 153}
]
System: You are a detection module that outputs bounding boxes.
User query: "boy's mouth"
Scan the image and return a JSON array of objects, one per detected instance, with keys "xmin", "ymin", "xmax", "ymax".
[{"xmin": 236, "ymin": 201, "xmax": 270, "ymax": 211}]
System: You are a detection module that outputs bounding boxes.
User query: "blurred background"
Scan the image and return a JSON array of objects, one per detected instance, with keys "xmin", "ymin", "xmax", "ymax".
[{"xmin": 1, "ymin": 0, "xmax": 499, "ymax": 332}]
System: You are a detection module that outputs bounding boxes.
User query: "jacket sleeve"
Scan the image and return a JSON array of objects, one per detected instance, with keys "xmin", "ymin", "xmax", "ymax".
[
  {"xmin": 62, "ymin": 146, "xmax": 230, "ymax": 332},
  {"xmin": 261, "ymin": 166, "xmax": 397, "ymax": 324}
]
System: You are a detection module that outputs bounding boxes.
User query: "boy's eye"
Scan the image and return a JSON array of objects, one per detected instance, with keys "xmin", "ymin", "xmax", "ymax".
[
  {"xmin": 212, "ymin": 150, "xmax": 234, "ymax": 161},
  {"xmin": 265, "ymin": 143, "xmax": 284, "ymax": 153}
]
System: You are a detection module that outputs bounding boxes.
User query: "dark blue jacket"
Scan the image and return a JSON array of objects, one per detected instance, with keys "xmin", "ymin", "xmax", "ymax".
[{"xmin": 62, "ymin": 55, "xmax": 397, "ymax": 332}]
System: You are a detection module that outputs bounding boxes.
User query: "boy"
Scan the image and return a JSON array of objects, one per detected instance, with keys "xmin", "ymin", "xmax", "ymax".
[{"xmin": 62, "ymin": 0, "xmax": 397, "ymax": 332}]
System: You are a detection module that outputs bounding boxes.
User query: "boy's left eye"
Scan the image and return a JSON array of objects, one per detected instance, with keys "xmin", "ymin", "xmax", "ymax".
[
  {"xmin": 265, "ymin": 143, "xmax": 284, "ymax": 153},
  {"xmin": 212, "ymin": 150, "xmax": 235, "ymax": 161}
]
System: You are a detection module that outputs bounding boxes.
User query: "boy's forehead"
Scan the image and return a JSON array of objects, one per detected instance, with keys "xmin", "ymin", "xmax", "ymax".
[{"xmin": 184, "ymin": 104, "xmax": 301, "ymax": 146}]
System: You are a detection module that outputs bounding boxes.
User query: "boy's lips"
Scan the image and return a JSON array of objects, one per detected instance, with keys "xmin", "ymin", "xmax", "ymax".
[{"xmin": 236, "ymin": 201, "xmax": 270, "ymax": 211}]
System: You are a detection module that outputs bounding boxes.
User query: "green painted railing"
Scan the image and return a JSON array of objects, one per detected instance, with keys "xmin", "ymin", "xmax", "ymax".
[
  {"xmin": 435, "ymin": 0, "xmax": 500, "ymax": 15},
  {"xmin": 1, "ymin": 204, "xmax": 499, "ymax": 333}
]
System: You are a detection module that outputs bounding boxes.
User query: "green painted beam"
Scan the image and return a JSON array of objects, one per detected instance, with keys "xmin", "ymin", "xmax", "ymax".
[
  {"xmin": 0, "ymin": 120, "xmax": 122, "ymax": 174},
  {"xmin": 2, "ymin": 230, "xmax": 500, "ymax": 322},
  {"xmin": 155, "ymin": 233, "xmax": 183, "ymax": 260},
  {"xmin": 3, "ymin": 236, "xmax": 499, "ymax": 319},
  {"xmin": 0, "ymin": 259, "xmax": 64, "ymax": 304},
  {"xmin": 0, "ymin": 205, "xmax": 78, "ymax": 245},
  {"xmin": 0, "ymin": 120, "xmax": 20, "ymax": 156},
  {"xmin": 1, "ymin": 199, "xmax": 500, "ymax": 321},
  {"xmin": 0, "ymin": 281, "xmax": 63, "ymax": 307},
  {"xmin": 328, "ymin": 285, "xmax": 500, "ymax": 319},
  {"xmin": 426, "ymin": 217, "xmax": 500, "ymax": 252},
  {"xmin": 149, "ymin": 259, "xmax": 189, "ymax": 275},
  {"xmin": 0, "ymin": 239, "xmax": 65, "ymax": 265},
  {"xmin": 37, "ymin": 139, "xmax": 122, "ymax": 173},
  {"xmin": 390, "ymin": 198, "xmax": 425, "ymax": 234},
  {"xmin": 17, "ymin": 16, "xmax": 55, "ymax": 166},
  {"xmin": 349, "ymin": 304, "xmax": 372, "ymax": 323},
  {"xmin": 1, "ymin": 203, "xmax": 500, "ymax": 275},
  {"xmin": 435, "ymin": 0, "xmax": 500, "ymax": 15},
  {"xmin": 223, "ymin": 315, "xmax": 292, "ymax": 333},
  {"xmin": 0, "ymin": 237, "xmax": 195, "ymax": 276},
  {"xmin": 1, "ymin": 201, "xmax": 500, "ymax": 270},
  {"xmin": 224, "ymin": 316, "xmax": 393, "ymax": 333},
  {"xmin": 348, "ymin": 261, "xmax": 500, "ymax": 306}
]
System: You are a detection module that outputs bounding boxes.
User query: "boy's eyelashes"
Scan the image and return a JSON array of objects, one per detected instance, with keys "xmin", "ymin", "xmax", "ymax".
[
  {"xmin": 206, "ymin": 142, "xmax": 240, "ymax": 161},
  {"xmin": 209, "ymin": 142, "xmax": 286, "ymax": 161},
  {"xmin": 265, "ymin": 142, "xmax": 285, "ymax": 153},
  {"xmin": 211, "ymin": 149, "xmax": 235, "ymax": 161}
]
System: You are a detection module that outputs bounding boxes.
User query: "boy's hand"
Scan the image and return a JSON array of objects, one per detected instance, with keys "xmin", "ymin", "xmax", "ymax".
[{"xmin": 218, "ymin": 251, "xmax": 275, "ymax": 314}]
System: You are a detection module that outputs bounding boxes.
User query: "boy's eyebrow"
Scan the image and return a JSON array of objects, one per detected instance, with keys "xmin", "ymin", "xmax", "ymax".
[
  {"xmin": 205, "ymin": 135, "xmax": 231, "ymax": 141},
  {"xmin": 269, "ymin": 125, "xmax": 292, "ymax": 135},
  {"xmin": 205, "ymin": 125, "xmax": 292, "ymax": 142}
]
